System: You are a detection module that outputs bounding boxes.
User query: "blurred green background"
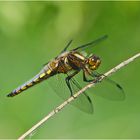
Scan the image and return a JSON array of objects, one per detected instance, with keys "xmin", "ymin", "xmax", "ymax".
[{"xmin": 0, "ymin": 1, "xmax": 140, "ymax": 139}]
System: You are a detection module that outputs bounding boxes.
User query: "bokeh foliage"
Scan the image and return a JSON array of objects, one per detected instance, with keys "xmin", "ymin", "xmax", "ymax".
[{"xmin": 0, "ymin": 1, "xmax": 140, "ymax": 139}]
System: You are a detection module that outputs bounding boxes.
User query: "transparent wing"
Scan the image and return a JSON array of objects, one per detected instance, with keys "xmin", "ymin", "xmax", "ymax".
[
  {"xmin": 47, "ymin": 72, "xmax": 93, "ymax": 114},
  {"xmin": 85, "ymin": 71, "xmax": 125, "ymax": 101},
  {"xmin": 72, "ymin": 35, "xmax": 108, "ymax": 52},
  {"xmin": 70, "ymin": 70, "xmax": 125, "ymax": 101},
  {"xmin": 69, "ymin": 76, "xmax": 93, "ymax": 113},
  {"xmin": 91, "ymin": 79, "xmax": 125, "ymax": 101}
]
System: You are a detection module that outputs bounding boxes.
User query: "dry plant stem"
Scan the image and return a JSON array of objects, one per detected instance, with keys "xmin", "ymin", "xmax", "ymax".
[{"xmin": 18, "ymin": 53, "xmax": 140, "ymax": 140}]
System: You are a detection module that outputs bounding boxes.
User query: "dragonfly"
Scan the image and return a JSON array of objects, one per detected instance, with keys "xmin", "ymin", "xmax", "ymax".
[{"xmin": 7, "ymin": 35, "xmax": 125, "ymax": 114}]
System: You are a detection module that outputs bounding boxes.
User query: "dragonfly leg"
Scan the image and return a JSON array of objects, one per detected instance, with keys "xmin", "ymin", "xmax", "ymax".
[
  {"xmin": 83, "ymin": 71, "xmax": 101, "ymax": 82},
  {"xmin": 65, "ymin": 71, "xmax": 79, "ymax": 96},
  {"xmin": 83, "ymin": 71, "xmax": 102, "ymax": 83},
  {"xmin": 83, "ymin": 71, "xmax": 93, "ymax": 82}
]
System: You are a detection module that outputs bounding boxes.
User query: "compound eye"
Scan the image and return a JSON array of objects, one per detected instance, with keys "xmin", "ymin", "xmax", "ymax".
[
  {"xmin": 97, "ymin": 59, "xmax": 101, "ymax": 64},
  {"xmin": 89, "ymin": 58, "xmax": 95, "ymax": 65}
]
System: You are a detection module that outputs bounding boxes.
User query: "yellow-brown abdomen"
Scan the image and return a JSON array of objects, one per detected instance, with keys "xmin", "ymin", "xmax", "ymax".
[{"xmin": 7, "ymin": 68, "xmax": 52, "ymax": 97}]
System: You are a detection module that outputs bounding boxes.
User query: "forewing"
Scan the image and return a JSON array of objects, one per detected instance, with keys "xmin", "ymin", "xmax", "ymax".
[
  {"xmin": 72, "ymin": 71, "xmax": 125, "ymax": 101},
  {"xmin": 72, "ymin": 35, "xmax": 108, "ymax": 52},
  {"xmin": 85, "ymin": 72, "xmax": 125, "ymax": 101},
  {"xmin": 90, "ymin": 79, "xmax": 125, "ymax": 101}
]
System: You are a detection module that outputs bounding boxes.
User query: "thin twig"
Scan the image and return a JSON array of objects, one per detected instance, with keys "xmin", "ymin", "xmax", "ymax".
[{"xmin": 18, "ymin": 53, "xmax": 140, "ymax": 140}]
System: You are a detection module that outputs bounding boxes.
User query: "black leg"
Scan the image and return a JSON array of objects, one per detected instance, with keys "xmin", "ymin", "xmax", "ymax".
[
  {"xmin": 83, "ymin": 71, "xmax": 92, "ymax": 82},
  {"xmin": 65, "ymin": 71, "xmax": 79, "ymax": 96},
  {"xmin": 83, "ymin": 71, "xmax": 98, "ymax": 82},
  {"xmin": 83, "ymin": 70, "xmax": 103, "ymax": 84}
]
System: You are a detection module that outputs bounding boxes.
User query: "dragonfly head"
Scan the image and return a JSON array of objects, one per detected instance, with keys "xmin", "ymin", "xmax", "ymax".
[{"xmin": 87, "ymin": 55, "xmax": 101, "ymax": 70}]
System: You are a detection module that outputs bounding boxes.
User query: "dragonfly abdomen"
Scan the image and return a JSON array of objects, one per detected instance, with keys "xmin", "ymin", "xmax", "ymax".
[{"xmin": 7, "ymin": 68, "xmax": 53, "ymax": 97}]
